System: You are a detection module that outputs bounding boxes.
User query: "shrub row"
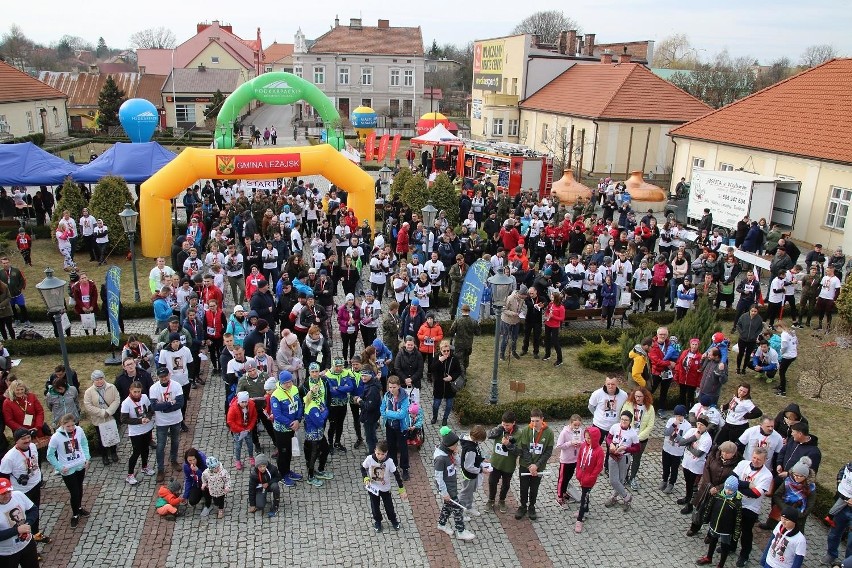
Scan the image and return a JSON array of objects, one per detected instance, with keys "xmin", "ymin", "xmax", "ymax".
[
  {"xmin": 2, "ymin": 133, "xmax": 45, "ymax": 146},
  {"xmin": 439, "ymin": 318, "xmax": 623, "ymax": 346},
  {"xmin": 8, "ymin": 333, "xmax": 153, "ymax": 356},
  {"xmin": 25, "ymin": 302, "xmax": 154, "ymax": 323}
]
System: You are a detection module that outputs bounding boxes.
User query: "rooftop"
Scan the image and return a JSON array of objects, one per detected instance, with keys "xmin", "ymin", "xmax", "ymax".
[
  {"xmin": 0, "ymin": 61, "xmax": 67, "ymax": 104},
  {"xmin": 309, "ymin": 19, "xmax": 423, "ymax": 56},
  {"xmin": 162, "ymin": 67, "xmax": 243, "ymax": 94}
]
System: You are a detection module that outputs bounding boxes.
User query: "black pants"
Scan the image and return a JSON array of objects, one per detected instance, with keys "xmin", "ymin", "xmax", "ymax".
[
  {"xmin": 556, "ymin": 462, "xmax": 577, "ymax": 500},
  {"xmin": 783, "ymin": 294, "xmax": 798, "ymax": 321},
  {"xmin": 705, "ymin": 534, "xmax": 734, "ymax": 566},
  {"xmin": 349, "ymin": 403, "xmax": 362, "ymax": 440},
  {"xmin": 715, "ymin": 422, "xmax": 749, "ymax": 446},
  {"xmin": 682, "ymin": 468, "xmax": 699, "ymax": 502},
  {"xmin": 252, "ymin": 401, "xmax": 276, "ymax": 448},
  {"xmin": 1, "ymin": 538, "xmax": 38, "ymax": 568},
  {"xmin": 0, "ymin": 316, "xmax": 15, "ymax": 340},
  {"xmin": 24, "ymin": 482, "xmax": 42, "ymax": 535},
  {"xmin": 650, "ymin": 284, "xmax": 667, "ymax": 311},
  {"xmin": 304, "ymin": 436, "xmax": 329, "ymax": 477},
  {"xmin": 737, "ymin": 508, "xmax": 759, "ymax": 560},
  {"xmin": 188, "ymin": 485, "xmax": 212, "ymax": 508},
  {"xmin": 369, "ymin": 490, "xmax": 399, "ymax": 523},
  {"xmin": 385, "ymin": 426, "xmax": 409, "ymax": 471},
  {"xmin": 543, "ymin": 326, "xmax": 561, "ymax": 363},
  {"xmin": 327, "ymin": 405, "xmax": 347, "ymax": 445},
  {"xmin": 779, "ymin": 357, "xmax": 796, "ymax": 393},
  {"xmin": 518, "ymin": 466, "xmax": 542, "ymax": 507},
  {"xmin": 129, "ymin": 431, "xmax": 151, "ymax": 474},
  {"xmin": 371, "ymin": 282, "xmax": 385, "ymax": 299},
  {"xmin": 274, "ymin": 430, "xmax": 295, "ymax": 475},
  {"xmin": 678, "ymin": 384, "xmax": 697, "ymax": 409},
  {"xmin": 208, "ymin": 338, "xmax": 223, "ymax": 371},
  {"xmin": 766, "ymin": 301, "xmax": 782, "ymax": 326},
  {"xmin": 522, "ymin": 322, "xmax": 541, "ymax": 355},
  {"xmin": 488, "ymin": 469, "xmax": 512, "ymax": 502},
  {"xmin": 341, "ymin": 332, "xmax": 358, "ymax": 362},
  {"xmin": 577, "ymin": 486, "xmax": 592, "ymax": 521},
  {"xmin": 736, "ymin": 340, "xmax": 757, "ymax": 372},
  {"xmin": 188, "ymin": 350, "xmax": 200, "ymax": 383},
  {"xmin": 84, "ymin": 234, "xmax": 96, "ymax": 260},
  {"xmin": 675, "ymin": 306, "xmax": 689, "ymax": 320},
  {"xmin": 627, "ymin": 439, "xmax": 647, "ymax": 482},
  {"xmin": 62, "ymin": 468, "xmax": 86, "ymax": 516},
  {"xmin": 661, "ymin": 452, "xmax": 682, "ymax": 484},
  {"xmin": 649, "ymin": 375, "xmax": 671, "ymax": 411},
  {"xmin": 181, "ymin": 383, "xmax": 191, "ymax": 425},
  {"xmin": 360, "ymin": 326, "xmax": 377, "ymax": 348},
  {"xmin": 602, "ymin": 305, "xmax": 615, "ymax": 329},
  {"xmin": 211, "ymin": 495, "xmax": 225, "ymax": 509}
]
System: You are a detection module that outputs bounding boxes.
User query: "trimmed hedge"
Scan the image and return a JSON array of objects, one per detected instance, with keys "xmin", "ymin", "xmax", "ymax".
[
  {"xmin": 26, "ymin": 302, "xmax": 154, "ymax": 323},
  {"xmin": 8, "ymin": 333, "xmax": 153, "ymax": 355},
  {"xmin": 2, "ymin": 133, "xmax": 45, "ymax": 146},
  {"xmin": 454, "ymin": 389, "xmax": 592, "ymax": 426},
  {"xmin": 440, "ymin": 318, "xmax": 624, "ymax": 346}
]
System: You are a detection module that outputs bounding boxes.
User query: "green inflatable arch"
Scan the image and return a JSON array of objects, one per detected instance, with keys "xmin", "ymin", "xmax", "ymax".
[{"xmin": 215, "ymin": 72, "xmax": 344, "ymax": 149}]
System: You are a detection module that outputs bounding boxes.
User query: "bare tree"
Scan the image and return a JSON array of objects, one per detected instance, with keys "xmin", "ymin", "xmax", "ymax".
[
  {"xmin": 0, "ymin": 24, "xmax": 34, "ymax": 70},
  {"xmin": 754, "ymin": 57, "xmax": 795, "ymax": 91},
  {"xmin": 667, "ymin": 49, "xmax": 755, "ymax": 108},
  {"xmin": 652, "ymin": 34, "xmax": 699, "ymax": 69},
  {"xmin": 540, "ymin": 118, "xmax": 574, "ymax": 173},
  {"xmin": 130, "ymin": 27, "xmax": 177, "ymax": 50},
  {"xmin": 800, "ymin": 44, "xmax": 837, "ymax": 68},
  {"xmin": 797, "ymin": 328, "xmax": 851, "ymax": 399},
  {"xmin": 512, "ymin": 10, "xmax": 580, "ymax": 45}
]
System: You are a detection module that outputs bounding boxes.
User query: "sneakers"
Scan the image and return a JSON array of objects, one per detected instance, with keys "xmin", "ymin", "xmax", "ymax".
[
  {"xmin": 528, "ymin": 506, "xmax": 538, "ymax": 520},
  {"xmin": 498, "ymin": 501, "xmax": 507, "ymax": 514},
  {"xmin": 141, "ymin": 466, "xmax": 156, "ymax": 476},
  {"xmin": 249, "ymin": 457, "xmax": 255, "ymax": 467},
  {"xmin": 735, "ymin": 556, "xmax": 748, "ymax": 567},
  {"xmin": 402, "ymin": 469, "xmax": 410, "ymax": 481},
  {"xmin": 455, "ymin": 529, "xmax": 476, "ymax": 541},
  {"xmin": 437, "ymin": 522, "xmax": 454, "ymax": 536},
  {"xmin": 514, "ymin": 505, "xmax": 527, "ymax": 519},
  {"xmin": 604, "ymin": 494, "xmax": 618, "ymax": 508},
  {"xmin": 283, "ymin": 476, "xmax": 295, "ymax": 487},
  {"xmin": 542, "ymin": 356, "xmax": 551, "ymax": 361},
  {"xmin": 554, "ymin": 361, "xmax": 563, "ymax": 367},
  {"xmin": 234, "ymin": 460, "xmax": 243, "ymax": 471},
  {"xmin": 78, "ymin": 509, "xmax": 89, "ymax": 517},
  {"xmin": 306, "ymin": 477, "xmax": 324, "ymax": 487},
  {"xmin": 574, "ymin": 521, "xmax": 583, "ymax": 533},
  {"xmin": 156, "ymin": 471, "xmax": 165, "ymax": 483},
  {"xmin": 469, "ymin": 508, "xmax": 481, "ymax": 517},
  {"xmin": 658, "ymin": 480, "xmax": 668, "ymax": 491},
  {"xmin": 629, "ymin": 478, "xmax": 640, "ymax": 491},
  {"xmin": 333, "ymin": 443, "xmax": 347, "ymax": 453},
  {"xmin": 391, "ymin": 521, "xmax": 401, "ymax": 530},
  {"xmin": 287, "ymin": 471, "xmax": 303, "ymax": 482},
  {"xmin": 267, "ymin": 508, "xmax": 278, "ymax": 518},
  {"xmin": 663, "ymin": 483, "xmax": 675, "ymax": 494},
  {"xmin": 70, "ymin": 515, "xmax": 80, "ymax": 528},
  {"xmin": 696, "ymin": 556, "xmax": 712, "ymax": 565},
  {"xmin": 354, "ymin": 439, "xmax": 363, "ymax": 449},
  {"xmin": 125, "ymin": 474, "xmax": 138, "ymax": 485},
  {"xmin": 485, "ymin": 500, "xmax": 495, "ymax": 512},
  {"xmin": 622, "ymin": 495, "xmax": 632, "ymax": 511},
  {"xmin": 200, "ymin": 507, "xmax": 210, "ymax": 517},
  {"xmin": 374, "ymin": 521, "xmax": 382, "ymax": 533}
]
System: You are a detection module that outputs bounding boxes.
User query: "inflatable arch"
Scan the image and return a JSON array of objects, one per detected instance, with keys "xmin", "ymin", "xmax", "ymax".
[
  {"xmin": 215, "ymin": 72, "xmax": 344, "ymax": 149},
  {"xmin": 139, "ymin": 145, "xmax": 375, "ymax": 257}
]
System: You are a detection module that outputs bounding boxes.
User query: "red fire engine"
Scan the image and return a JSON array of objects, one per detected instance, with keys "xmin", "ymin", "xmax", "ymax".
[{"xmin": 456, "ymin": 140, "xmax": 554, "ymax": 198}]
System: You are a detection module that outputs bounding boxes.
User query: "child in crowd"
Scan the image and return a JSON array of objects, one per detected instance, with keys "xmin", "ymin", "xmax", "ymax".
[
  {"xmin": 200, "ymin": 456, "xmax": 231, "ymax": 519},
  {"xmin": 605, "ymin": 410, "xmax": 641, "ymax": 511},
  {"xmin": 664, "ymin": 335, "xmax": 683, "ymax": 365},
  {"xmin": 156, "ymin": 480, "xmax": 184, "ymax": 521},
  {"xmin": 696, "ymin": 475, "xmax": 742, "ymax": 567},
  {"xmin": 458, "ymin": 425, "xmax": 489, "ymax": 516},
  {"xmin": 434, "ymin": 429, "xmax": 474, "ymax": 541},
  {"xmin": 16, "ymin": 228, "xmax": 33, "ymax": 266},
  {"xmin": 583, "ymin": 293, "xmax": 599, "ymax": 309},
  {"xmin": 486, "ymin": 411, "xmax": 519, "ymax": 514},
  {"xmin": 247, "ymin": 454, "xmax": 281, "ymax": 517},
  {"xmin": 660, "ymin": 405, "xmax": 690, "ymax": 494},
  {"xmin": 226, "ymin": 391, "xmax": 257, "ymax": 470},
  {"xmin": 406, "ymin": 402, "xmax": 424, "ymax": 451},
  {"xmin": 555, "ymin": 415, "xmax": 585, "ymax": 506},
  {"xmin": 361, "ymin": 440, "xmax": 407, "ymax": 532},
  {"xmin": 574, "ymin": 427, "xmax": 605, "ymax": 533}
]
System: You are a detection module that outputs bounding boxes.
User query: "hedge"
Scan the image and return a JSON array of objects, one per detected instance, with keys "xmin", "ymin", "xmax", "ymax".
[
  {"xmin": 440, "ymin": 318, "xmax": 624, "ymax": 346},
  {"xmin": 2, "ymin": 133, "xmax": 45, "ymax": 146},
  {"xmin": 26, "ymin": 302, "xmax": 154, "ymax": 323},
  {"xmin": 8, "ymin": 333, "xmax": 154, "ymax": 355}
]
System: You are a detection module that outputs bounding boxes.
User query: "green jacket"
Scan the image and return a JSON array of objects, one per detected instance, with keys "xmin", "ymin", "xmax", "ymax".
[
  {"xmin": 449, "ymin": 263, "xmax": 467, "ymax": 294},
  {"xmin": 0, "ymin": 267, "xmax": 25, "ymax": 297},
  {"xmin": 487, "ymin": 425, "xmax": 520, "ymax": 473},
  {"xmin": 448, "ymin": 315, "xmax": 479, "ymax": 350},
  {"xmin": 516, "ymin": 424, "xmax": 555, "ymax": 471}
]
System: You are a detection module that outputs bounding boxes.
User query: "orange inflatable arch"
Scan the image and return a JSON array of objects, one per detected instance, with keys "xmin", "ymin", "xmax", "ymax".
[{"xmin": 139, "ymin": 145, "xmax": 375, "ymax": 257}]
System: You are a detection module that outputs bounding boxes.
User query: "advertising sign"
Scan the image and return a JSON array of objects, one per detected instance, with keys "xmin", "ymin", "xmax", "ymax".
[
  {"xmin": 215, "ymin": 153, "xmax": 301, "ymax": 175},
  {"xmin": 106, "ymin": 267, "xmax": 121, "ymax": 347},
  {"xmin": 686, "ymin": 170, "xmax": 751, "ymax": 229},
  {"xmin": 473, "ymin": 40, "xmax": 504, "ymax": 92}
]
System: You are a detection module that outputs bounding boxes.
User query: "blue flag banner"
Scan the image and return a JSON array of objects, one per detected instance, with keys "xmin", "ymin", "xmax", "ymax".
[
  {"xmin": 455, "ymin": 259, "xmax": 490, "ymax": 320},
  {"xmin": 106, "ymin": 266, "xmax": 121, "ymax": 347}
]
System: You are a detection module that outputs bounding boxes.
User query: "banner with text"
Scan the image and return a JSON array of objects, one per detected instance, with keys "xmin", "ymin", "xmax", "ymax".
[
  {"xmin": 215, "ymin": 153, "xmax": 301, "ymax": 176},
  {"xmin": 390, "ymin": 134, "xmax": 402, "ymax": 160},
  {"xmin": 106, "ymin": 266, "xmax": 121, "ymax": 347},
  {"xmin": 456, "ymin": 258, "xmax": 491, "ymax": 320},
  {"xmin": 377, "ymin": 134, "xmax": 390, "ymax": 162},
  {"xmin": 473, "ymin": 40, "xmax": 504, "ymax": 92},
  {"xmin": 365, "ymin": 131, "xmax": 376, "ymax": 161}
]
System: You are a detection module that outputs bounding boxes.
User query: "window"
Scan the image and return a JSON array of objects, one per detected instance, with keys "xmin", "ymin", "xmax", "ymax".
[
  {"xmin": 211, "ymin": 56, "xmax": 219, "ymax": 64},
  {"xmin": 719, "ymin": 162, "xmax": 734, "ymax": 171},
  {"xmin": 265, "ymin": 65, "xmax": 273, "ymax": 72},
  {"xmin": 361, "ymin": 67, "xmax": 372, "ymax": 86},
  {"xmin": 53, "ymin": 108, "xmax": 60, "ymax": 127},
  {"xmin": 692, "ymin": 157, "xmax": 705, "ymax": 169},
  {"xmin": 389, "ymin": 99, "xmax": 400, "ymax": 116},
  {"xmin": 522, "ymin": 120, "xmax": 529, "ymax": 139},
  {"xmin": 512, "ymin": 78, "xmax": 518, "ymax": 95},
  {"xmin": 0, "ymin": 115, "xmax": 8, "ymax": 134},
  {"xmin": 825, "ymin": 186, "xmax": 852, "ymax": 230},
  {"xmin": 26, "ymin": 111, "xmax": 34, "ymax": 132},
  {"xmin": 294, "ymin": 65, "xmax": 303, "ymax": 78},
  {"xmin": 361, "ymin": 98, "xmax": 371, "ymax": 108},
  {"xmin": 390, "ymin": 69, "xmax": 400, "ymax": 87},
  {"xmin": 492, "ymin": 118, "xmax": 504, "ymax": 136},
  {"xmin": 313, "ymin": 66, "xmax": 325, "ymax": 84},
  {"xmin": 508, "ymin": 119, "xmax": 519, "ymax": 137},
  {"xmin": 338, "ymin": 67, "xmax": 350, "ymax": 85},
  {"xmin": 541, "ymin": 123, "xmax": 549, "ymax": 143},
  {"xmin": 403, "ymin": 69, "xmax": 413, "ymax": 87},
  {"xmin": 175, "ymin": 104, "xmax": 196, "ymax": 123},
  {"xmin": 402, "ymin": 99, "xmax": 413, "ymax": 117}
]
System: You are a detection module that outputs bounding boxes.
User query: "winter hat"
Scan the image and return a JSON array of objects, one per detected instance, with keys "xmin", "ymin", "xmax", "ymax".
[
  {"xmin": 409, "ymin": 402, "xmax": 420, "ymax": 415},
  {"xmin": 263, "ymin": 378, "xmax": 277, "ymax": 391},
  {"xmin": 790, "ymin": 457, "xmax": 812, "ymax": 477},
  {"xmin": 237, "ymin": 391, "xmax": 250, "ymax": 403},
  {"xmin": 255, "ymin": 454, "xmax": 269, "ymax": 467},
  {"xmin": 244, "ymin": 359, "xmax": 257, "ymax": 370},
  {"xmin": 168, "ymin": 480, "xmax": 182, "ymax": 495},
  {"xmin": 781, "ymin": 506, "xmax": 801, "ymax": 523},
  {"xmin": 91, "ymin": 370, "xmax": 105, "ymax": 380},
  {"xmin": 724, "ymin": 475, "xmax": 739, "ymax": 494},
  {"xmin": 699, "ymin": 394, "xmax": 713, "ymax": 407},
  {"xmin": 365, "ymin": 289, "xmax": 374, "ymax": 297},
  {"xmin": 518, "ymin": 285, "xmax": 529, "ymax": 295},
  {"xmin": 543, "ymin": 267, "xmax": 552, "ymax": 277},
  {"xmin": 332, "ymin": 357, "xmax": 345, "ymax": 367},
  {"xmin": 712, "ymin": 332, "xmax": 725, "ymax": 344},
  {"xmin": 345, "ymin": 293, "xmax": 355, "ymax": 302},
  {"xmin": 411, "ymin": 298, "xmax": 420, "ymax": 306},
  {"xmin": 206, "ymin": 456, "xmax": 221, "ymax": 469},
  {"xmin": 372, "ymin": 338, "xmax": 384, "ymax": 350},
  {"xmin": 441, "ymin": 430, "xmax": 460, "ymax": 448},
  {"xmin": 168, "ymin": 332, "xmax": 181, "ymax": 342},
  {"xmin": 439, "ymin": 426, "xmax": 452, "ymax": 437},
  {"xmin": 545, "ymin": 254, "xmax": 553, "ymax": 261},
  {"xmin": 673, "ymin": 405, "xmax": 687, "ymax": 417},
  {"xmin": 13, "ymin": 428, "xmax": 32, "ymax": 441},
  {"xmin": 278, "ymin": 370, "xmax": 294, "ymax": 384}
]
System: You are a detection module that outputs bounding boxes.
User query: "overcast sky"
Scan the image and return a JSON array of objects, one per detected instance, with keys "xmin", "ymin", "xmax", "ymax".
[{"xmin": 9, "ymin": 0, "xmax": 851, "ymax": 64}]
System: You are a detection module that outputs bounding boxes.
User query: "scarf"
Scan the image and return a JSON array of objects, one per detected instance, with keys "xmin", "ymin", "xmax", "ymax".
[{"xmin": 783, "ymin": 476, "xmax": 812, "ymax": 511}]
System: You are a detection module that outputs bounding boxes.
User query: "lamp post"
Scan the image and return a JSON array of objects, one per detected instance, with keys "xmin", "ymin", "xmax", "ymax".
[
  {"xmin": 36, "ymin": 267, "xmax": 72, "ymax": 374},
  {"xmin": 420, "ymin": 200, "xmax": 437, "ymax": 260},
  {"xmin": 119, "ymin": 203, "xmax": 141, "ymax": 302},
  {"xmin": 487, "ymin": 273, "xmax": 515, "ymax": 405},
  {"xmin": 379, "ymin": 165, "xmax": 392, "ymax": 197}
]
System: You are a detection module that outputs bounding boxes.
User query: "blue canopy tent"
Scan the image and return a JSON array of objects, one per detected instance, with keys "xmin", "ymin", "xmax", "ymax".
[
  {"xmin": 0, "ymin": 142, "xmax": 79, "ymax": 185},
  {"xmin": 72, "ymin": 142, "xmax": 177, "ymax": 184}
]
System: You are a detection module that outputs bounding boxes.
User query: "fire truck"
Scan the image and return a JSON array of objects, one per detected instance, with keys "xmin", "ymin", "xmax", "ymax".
[{"xmin": 456, "ymin": 140, "xmax": 554, "ymax": 198}]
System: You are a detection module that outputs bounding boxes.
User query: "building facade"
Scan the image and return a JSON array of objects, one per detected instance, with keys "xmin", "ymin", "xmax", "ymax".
[
  {"xmin": 161, "ymin": 68, "xmax": 242, "ymax": 129},
  {"xmin": 0, "ymin": 61, "xmax": 69, "ymax": 140}
]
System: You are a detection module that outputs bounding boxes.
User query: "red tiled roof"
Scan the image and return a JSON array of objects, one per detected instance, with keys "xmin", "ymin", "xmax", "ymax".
[
  {"xmin": 309, "ymin": 25, "xmax": 423, "ymax": 56},
  {"xmin": 0, "ymin": 61, "xmax": 67, "ymax": 104},
  {"xmin": 136, "ymin": 74, "xmax": 167, "ymax": 108},
  {"xmin": 520, "ymin": 62, "xmax": 711, "ymax": 122},
  {"xmin": 669, "ymin": 58, "xmax": 852, "ymax": 165},
  {"xmin": 263, "ymin": 42, "xmax": 294, "ymax": 63},
  {"xmin": 38, "ymin": 72, "xmax": 139, "ymax": 109}
]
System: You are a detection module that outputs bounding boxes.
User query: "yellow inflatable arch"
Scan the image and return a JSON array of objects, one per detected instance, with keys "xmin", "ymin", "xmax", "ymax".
[{"xmin": 139, "ymin": 145, "xmax": 375, "ymax": 258}]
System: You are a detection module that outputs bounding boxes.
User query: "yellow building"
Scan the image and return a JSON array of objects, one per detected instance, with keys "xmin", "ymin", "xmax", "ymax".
[
  {"xmin": 519, "ymin": 57, "xmax": 710, "ymax": 177},
  {"xmin": 669, "ymin": 59, "xmax": 852, "ymax": 250}
]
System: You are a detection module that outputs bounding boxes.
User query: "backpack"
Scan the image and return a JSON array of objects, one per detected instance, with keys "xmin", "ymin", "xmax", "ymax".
[{"xmin": 17, "ymin": 329, "xmax": 44, "ymax": 340}]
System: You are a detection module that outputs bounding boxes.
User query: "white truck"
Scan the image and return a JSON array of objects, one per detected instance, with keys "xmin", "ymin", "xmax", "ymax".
[{"xmin": 666, "ymin": 169, "xmax": 801, "ymax": 237}]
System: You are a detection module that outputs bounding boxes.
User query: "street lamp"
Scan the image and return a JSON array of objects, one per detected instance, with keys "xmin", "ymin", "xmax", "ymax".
[
  {"xmin": 420, "ymin": 200, "xmax": 437, "ymax": 259},
  {"xmin": 119, "ymin": 203, "xmax": 141, "ymax": 302},
  {"xmin": 36, "ymin": 267, "xmax": 72, "ymax": 374},
  {"xmin": 379, "ymin": 165, "xmax": 392, "ymax": 195},
  {"xmin": 487, "ymin": 273, "xmax": 515, "ymax": 405}
]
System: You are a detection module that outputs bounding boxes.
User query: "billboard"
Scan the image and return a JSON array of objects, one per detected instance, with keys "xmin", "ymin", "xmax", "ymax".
[{"xmin": 473, "ymin": 40, "xmax": 504, "ymax": 92}]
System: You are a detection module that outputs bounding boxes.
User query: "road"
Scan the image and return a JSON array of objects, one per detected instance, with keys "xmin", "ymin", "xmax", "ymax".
[{"xmin": 241, "ymin": 102, "xmax": 302, "ymax": 145}]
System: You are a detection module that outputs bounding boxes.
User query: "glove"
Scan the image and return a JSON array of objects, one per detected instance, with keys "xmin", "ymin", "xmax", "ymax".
[
  {"xmin": 398, "ymin": 487, "xmax": 406, "ymax": 495},
  {"xmin": 363, "ymin": 476, "xmax": 370, "ymax": 486}
]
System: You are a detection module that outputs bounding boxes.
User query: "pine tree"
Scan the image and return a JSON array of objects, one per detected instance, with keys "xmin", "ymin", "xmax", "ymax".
[
  {"xmin": 401, "ymin": 173, "xmax": 428, "ymax": 214},
  {"xmin": 51, "ymin": 179, "xmax": 87, "ymax": 232},
  {"xmin": 836, "ymin": 277, "xmax": 852, "ymax": 329},
  {"xmin": 428, "ymin": 172, "xmax": 460, "ymax": 227},
  {"xmin": 96, "ymin": 37, "xmax": 109, "ymax": 58},
  {"xmin": 204, "ymin": 89, "xmax": 226, "ymax": 119},
  {"xmin": 89, "ymin": 176, "xmax": 135, "ymax": 253},
  {"xmin": 390, "ymin": 167, "xmax": 412, "ymax": 199},
  {"xmin": 97, "ymin": 76, "xmax": 126, "ymax": 130}
]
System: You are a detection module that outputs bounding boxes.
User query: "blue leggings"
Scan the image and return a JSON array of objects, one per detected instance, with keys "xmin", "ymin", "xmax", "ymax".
[{"xmin": 432, "ymin": 397, "xmax": 454, "ymax": 421}]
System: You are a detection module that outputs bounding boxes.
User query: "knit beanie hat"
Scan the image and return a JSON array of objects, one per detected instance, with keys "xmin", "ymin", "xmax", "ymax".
[
  {"xmin": 263, "ymin": 378, "xmax": 277, "ymax": 391},
  {"xmin": 439, "ymin": 426, "xmax": 451, "ymax": 437},
  {"xmin": 441, "ymin": 430, "xmax": 460, "ymax": 448},
  {"xmin": 206, "ymin": 456, "xmax": 220, "ymax": 469},
  {"xmin": 255, "ymin": 454, "xmax": 269, "ymax": 467},
  {"xmin": 673, "ymin": 405, "xmax": 688, "ymax": 417},
  {"xmin": 724, "ymin": 475, "xmax": 739, "ymax": 495},
  {"xmin": 168, "ymin": 480, "xmax": 182, "ymax": 495},
  {"xmin": 781, "ymin": 506, "xmax": 801, "ymax": 523},
  {"xmin": 790, "ymin": 457, "xmax": 812, "ymax": 477}
]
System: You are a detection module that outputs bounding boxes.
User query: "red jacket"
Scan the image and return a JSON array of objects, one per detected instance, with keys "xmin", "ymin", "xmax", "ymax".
[
  {"xmin": 417, "ymin": 323, "xmax": 444, "ymax": 355},
  {"xmin": 204, "ymin": 309, "xmax": 226, "ymax": 340},
  {"xmin": 226, "ymin": 398, "xmax": 258, "ymax": 434},
  {"xmin": 70, "ymin": 280, "xmax": 98, "ymax": 315},
  {"xmin": 544, "ymin": 304, "xmax": 565, "ymax": 328},
  {"xmin": 200, "ymin": 284, "xmax": 223, "ymax": 309},
  {"xmin": 396, "ymin": 226, "xmax": 410, "ymax": 255},
  {"xmin": 648, "ymin": 339, "xmax": 672, "ymax": 376},
  {"xmin": 2, "ymin": 394, "xmax": 46, "ymax": 437},
  {"xmin": 575, "ymin": 428, "xmax": 604, "ymax": 488},
  {"xmin": 651, "ymin": 262, "xmax": 669, "ymax": 287},
  {"xmin": 157, "ymin": 485, "xmax": 182, "ymax": 507},
  {"xmin": 674, "ymin": 348, "xmax": 703, "ymax": 388},
  {"xmin": 499, "ymin": 227, "xmax": 520, "ymax": 251}
]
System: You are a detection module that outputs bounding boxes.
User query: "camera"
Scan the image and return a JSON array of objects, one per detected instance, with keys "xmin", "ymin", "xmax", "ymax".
[{"xmin": 16, "ymin": 474, "xmax": 29, "ymax": 486}]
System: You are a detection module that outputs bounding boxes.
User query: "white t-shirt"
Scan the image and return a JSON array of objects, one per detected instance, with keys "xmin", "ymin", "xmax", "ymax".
[
  {"xmin": 149, "ymin": 380, "xmax": 184, "ymax": 426},
  {"xmin": 738, "ymin": 425, "xmax": 784, "ymax": 463},
  {"xmin": 262, "ymin": 248, "xmax": 279, "ymax": 270},
  {"xmin": 393, "ymin": 277, "xmax": 408, "ymax": 303},
  {"xmin": 423, "ymin": 260, "xmax": 445, "ymax": 286},
  {"xmin": 768, "ymin": 277, "xmax": 786, "ymax": 303},
  {"xmin": 662, "ymin": 417, "xmax": 691, "ymax": 457},
  {"xmin": 564, "ymin": 263, "xmax": 585, "ymax": 289},
  {"xmin": 724, "ymin": 396, "xmax": 756, "ymax": 426},
  {"xmin": 0, "ymin": 443, "xmax": 42, "ymax": 492},
  {"xmin": 764, "ymin": 525, "xmax": 807, "ymax": 568},
  {"xmin": 48, "ymin": 426, "xmax": 88, "ymax": 471},
  {"xmin": 681, "ymin": 428, "xmax": 713, "ymax": 474},
  {"xmin": 589, "ymin": 388, "xmax": 629, "ymax": 430},
  {"xmin": 733, "ymin": 460, "xmax": 773, "ymax": 513},
  {"xmin": 362, "ymin": 454, "xmax": 398, "ymax": 493},
  {"xmin": 633, "ymin": 268, "xmax": 651, "ymax": 291},
  {"xmin": 158, "ymin": 347, "xmax": 194, "ymax": 386},
  {"xmin": 79, "ymin": 214, "xmax": 95, "ymax": 236},
  {"xmin": 613, "ymin": 259, "xmax": 632, "ymax": 288},
  {"xmin": 689, "ymin": 402, "xmax": 723, "ymax": 428},
  {"xmin": 819, "ymin": 275, "xmax": 842, "ymax": 300},
  {"xmin": 0, "ymin": 492, "xmax": 34, "ymax": 555},
  {"xmin": 121, "ymin": 395, "xmax": 155, "ymax": 437},
  {"xmin": 607, "ymin": 423, "xmax": 639, "ymax": 453},
  {"xmin": 369, "ymin": 257, "xmax": 389, "ymax": 284}
]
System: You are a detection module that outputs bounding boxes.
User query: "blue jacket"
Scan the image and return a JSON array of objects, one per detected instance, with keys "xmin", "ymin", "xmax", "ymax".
[
  {"xmin": 663, "ymin": 343, "xmax": 682, "ymax": 362},
  {"xmin": 303, "ymin": 402, "xmax": 329, "ymax": 441},
  {"xmin": 677, "ymin": 286, "xmax": 697, "ymax": 302},
  {"xmin": 705, "ymin": 339, "xmax": 730, "ymax": 365},
  {"xmin": 742, "ymin": 225, "xmax": 763, "ymax": 253},
  {"xmin": 293, "ymin": 279, "xmax": 313, "ymax": 297},
  {"xmin": 325, "ymin": 370, "xmax": 354, "ymax": 405},
  {"xmin": 182, "ymin": 450, "xmax": 207, "ymax": 498},
  {"xmin": 380, "ymin": 389, "xmax": 410, "ymax": 431},
  {"xmin": 600, "ymin": 282, "xmax": 617, "ymax": 307},
  {"xmin": 271, "ymin": 385, "xmax": 303, "ymax": 431},
  {"xmin": 373, "ymin": 341, "xmax": 393, "ymax": 379},
  {"xmin": 153, "ymin": 297, "xmax": 172, "ymax": 322}
]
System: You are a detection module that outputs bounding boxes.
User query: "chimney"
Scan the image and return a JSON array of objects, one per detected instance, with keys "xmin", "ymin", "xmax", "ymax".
[
  {"xmin": 378, "ymin": 19, "xmax": 390, "ymax": 29},
  {"xmin": 198, "ymin": 64, "xmax": 206, "ymax": 72},
  {"xmin": 618, "ymin": 48, "xmax": 631, "ymax": 64},
  {"xmin": 567, "ymin": 30, "xmax": 577, "ymax": 56},
  {"xmin": 584, "ymin": 33, "xmax": 596, "ymax": 56},
  {"xmin": 601, "ymin": 51, "xmax": 613, "ymax": 65},
  {"xmin": 212, "ymin": 20, "xmax": 220, "ymax": 28},
  {"xmin": 349, "ymin": 18, "xmax": 362, "ymax": 29},
  {"xmin": 334, "ymin": 15, "xmax": 339, "ymax": 27},
  {"xmin": 197, "ymin": 22, "xmax": 209, "ymax": 34},
  {"xmin": 557, "ymin": 31, "xmax": 567, "ymax": 54},
  {"xmin": 221, "ymin": 23, "xmax": 233, "ymax": 34},
  {"xmin": 88, "ymin": 64, "xmax": 99, "ymax": 74}
]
